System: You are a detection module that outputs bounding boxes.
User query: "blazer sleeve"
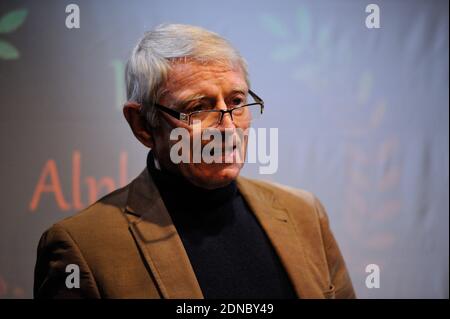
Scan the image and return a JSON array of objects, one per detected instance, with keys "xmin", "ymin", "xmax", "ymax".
[
  {"xmin": 314, "ymin": 196, "xmax": 356, "ymax": 299},
  {"xmin": 34, "ymin": 224, "xmax": 101, "ymax": 299}
]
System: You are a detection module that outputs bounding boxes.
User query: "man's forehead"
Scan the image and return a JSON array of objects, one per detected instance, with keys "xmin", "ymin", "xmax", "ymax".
[
  {"xmin": 168, "ymin": 59, "xmax": 241, "ymax": 75},
  {"xmin": 162, "ymin": 61, "xmax": 248, "ymax": 100}
]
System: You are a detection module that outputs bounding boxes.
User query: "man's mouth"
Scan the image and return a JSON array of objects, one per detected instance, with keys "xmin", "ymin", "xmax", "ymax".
[{"xmin": 209, "ymin": 144, "xmax": 236, "ymax": 156}]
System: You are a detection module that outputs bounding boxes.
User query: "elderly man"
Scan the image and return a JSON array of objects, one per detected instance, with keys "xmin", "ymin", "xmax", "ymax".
[{"xmin": 34, "ymin": 24, "xmax": 355, "ymax": 299}]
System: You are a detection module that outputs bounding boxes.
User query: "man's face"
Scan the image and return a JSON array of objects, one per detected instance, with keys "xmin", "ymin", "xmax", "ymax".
[{"xmin": 151, "ymin": 61, "xmax": 249, "ymax": 189}]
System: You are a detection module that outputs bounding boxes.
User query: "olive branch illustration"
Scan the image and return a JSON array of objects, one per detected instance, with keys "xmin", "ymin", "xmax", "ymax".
[
  {"xmin": 0, "ymin": 9, "xmax": 28, "ymax": 60},
  {"xmin": 260, "ymin": 8, "xmax": 400, "ymax": 252}
]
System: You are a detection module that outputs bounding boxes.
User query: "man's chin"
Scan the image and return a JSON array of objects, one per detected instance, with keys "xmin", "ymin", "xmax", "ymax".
[{"xmin": 184, "ymin": 163, "xmax": 242, "ymax": 190}]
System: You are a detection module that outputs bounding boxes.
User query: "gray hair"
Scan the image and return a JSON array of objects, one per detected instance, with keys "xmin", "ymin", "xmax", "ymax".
[{"xmin": 125, "ymin": 24, "xmax": 249, "ymax": 127}]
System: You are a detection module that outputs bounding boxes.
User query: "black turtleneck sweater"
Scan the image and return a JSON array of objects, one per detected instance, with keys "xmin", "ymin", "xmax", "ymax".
[{"xmin": 147, "ymin": 152, "xmax": 297, "ymax": 299}]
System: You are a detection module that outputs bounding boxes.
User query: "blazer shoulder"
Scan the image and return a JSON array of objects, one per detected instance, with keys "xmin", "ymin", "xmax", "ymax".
[
  {"xmin": 51, "ymin": 184, "xmax": 130, "ymax": 236},
  {"xmin": 239, "ymin": 176, "xmax": 318, "ymax": 209}
]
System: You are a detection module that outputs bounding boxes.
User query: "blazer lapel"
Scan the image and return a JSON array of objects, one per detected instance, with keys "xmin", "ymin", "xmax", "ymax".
[
  {"xmin": 123, "ymin": 169, "xmax": 203, "ymax": 299},
  {"xmin": 236, "ymin": 176, "xmax": 325, "ymax": 298}
]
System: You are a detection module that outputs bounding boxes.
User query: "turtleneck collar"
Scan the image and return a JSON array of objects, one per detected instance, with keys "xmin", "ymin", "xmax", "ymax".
[{"xmin": 146, "ymin": 151, "xmax": 238, "ymax": 214}]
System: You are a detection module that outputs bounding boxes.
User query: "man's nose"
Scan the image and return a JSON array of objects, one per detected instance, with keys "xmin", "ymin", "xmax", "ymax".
[
  {"xmin": 219, "ymin": 111, "xmax": 236, "ymax": 129},
  {"xmin": 216, "ymin": 99, "xmax": 236, "ymax": 129}
]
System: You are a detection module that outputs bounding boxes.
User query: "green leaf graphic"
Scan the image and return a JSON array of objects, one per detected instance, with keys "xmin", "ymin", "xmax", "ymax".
[
  {"xmin": 295, "ymin": 8, "xmax": 311, "ymax": 45},
  {"xmin": 111, "ymin": 59, "xmax": 126, "ymax": 111},
  {"xmin": 271, "ymin": 44, "xmax": 301, "ymax": 62},
  {"xmin": 0, "ymin": 9, "xmax": 28, "ymax": 34},
  {"xmin": 260, "ymin": 14, "xmax": 289, "ymax": 39},
  {"xmin": 0, "ymin": 40, "xmax": 19, "ymax": 59}
]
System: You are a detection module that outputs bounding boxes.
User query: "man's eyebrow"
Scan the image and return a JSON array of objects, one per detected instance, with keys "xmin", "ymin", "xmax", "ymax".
[
  {"xmin": 228, "ymin": 88, "xmax": 248, "ymax": 96},
  {"xmin": 173, "ymin": 93, "xmax": 207, "ymax": 107},
  {"xmin": 173, "ymin": 87, "xmax": 248, "ymax": 108}
]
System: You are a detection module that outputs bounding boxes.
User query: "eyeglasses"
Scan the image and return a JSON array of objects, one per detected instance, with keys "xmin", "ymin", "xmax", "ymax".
[{"xmin": 151, "ymin": 89, "xmax": 264, "ymax": 128}]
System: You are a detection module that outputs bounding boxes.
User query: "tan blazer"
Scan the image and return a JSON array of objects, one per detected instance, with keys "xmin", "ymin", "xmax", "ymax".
[{"xmin": 34, "ymin": 169, "xmax": 355, "ymax": 299}]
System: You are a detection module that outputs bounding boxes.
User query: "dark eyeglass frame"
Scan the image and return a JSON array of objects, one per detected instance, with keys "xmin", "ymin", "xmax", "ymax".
[{"xmin": 148, "ymin": 89, "xmax": 264, "ymax": 126}]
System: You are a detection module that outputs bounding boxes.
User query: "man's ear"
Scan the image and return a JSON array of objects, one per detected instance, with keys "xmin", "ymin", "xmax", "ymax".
[{"xmin": 123, "ymin": 101, "xmax": 155, "ymax": 149}]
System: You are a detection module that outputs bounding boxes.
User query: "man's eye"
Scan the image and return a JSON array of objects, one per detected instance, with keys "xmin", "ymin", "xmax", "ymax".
[
  {"xmin": 189, "ymin": 104, "xmax": 204, "ymax": 111},
  {"xmin": 231, "ymin": 97, "xmax": 244, "ymax": 106}
]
